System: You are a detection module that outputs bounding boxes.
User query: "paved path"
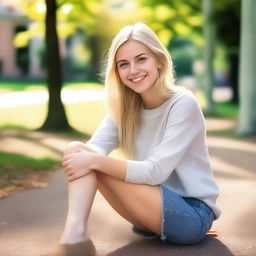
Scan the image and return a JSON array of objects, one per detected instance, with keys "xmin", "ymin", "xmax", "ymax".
[{"xmin": 0, "ymin": 133, "xmax": 256, "ymax": 256}]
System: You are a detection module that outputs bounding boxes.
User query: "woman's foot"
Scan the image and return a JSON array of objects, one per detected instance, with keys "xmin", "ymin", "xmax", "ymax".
[
  {"xmin": 41, "ymin": 239, "xmax": 96, "ymax": 256},
  {"xmin": 60, "ymin": 219, "xmax": 89, "ymax": 244}
]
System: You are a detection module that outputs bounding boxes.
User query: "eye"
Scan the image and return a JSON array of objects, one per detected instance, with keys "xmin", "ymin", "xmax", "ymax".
[
  {"xmin": 138, "ymin": 57, "xmax": 146, "ymax": 63},
  {"xmin": 118, "ymin": 62, "xmax": 128, "ymax": 68}
]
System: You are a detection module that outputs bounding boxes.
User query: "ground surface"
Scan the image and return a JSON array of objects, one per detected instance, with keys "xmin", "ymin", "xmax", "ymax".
[{"xmin": 0, "ymin": 118, "xmax": 256, "ymax": 256}]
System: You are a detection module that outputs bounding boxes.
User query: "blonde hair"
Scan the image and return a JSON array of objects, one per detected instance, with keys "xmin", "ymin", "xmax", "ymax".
[{"xmin": 104, "ymin": 22, "xmax": 176, "ymax": 158}]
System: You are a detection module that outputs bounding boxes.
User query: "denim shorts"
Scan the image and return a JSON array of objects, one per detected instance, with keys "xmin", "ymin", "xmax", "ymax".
[{"xmin": 132, "ymin": 184, "xmax": 215, "ymax": 245}]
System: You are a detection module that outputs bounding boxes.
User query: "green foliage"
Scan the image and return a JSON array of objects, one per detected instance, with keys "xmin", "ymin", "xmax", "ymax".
[
  {"xmin": 169, "ymin": 37, "xmax": 198, "ymax": 78},
  {"xmin": 140, "ymin": 0, "xmax": 203, "ymax": 46},
  {"xmin": 17, "ymin": 0, "xmax": 205, "ymax": 48}
]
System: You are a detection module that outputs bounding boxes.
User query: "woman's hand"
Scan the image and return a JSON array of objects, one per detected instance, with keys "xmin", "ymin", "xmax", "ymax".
[
  {"xmin": 63, "ymin": 141, "xmax": 98, "ymax": 157},
  {"xmin": 62, "ymin": 150, "xmax": 98, "ymax": 182}
]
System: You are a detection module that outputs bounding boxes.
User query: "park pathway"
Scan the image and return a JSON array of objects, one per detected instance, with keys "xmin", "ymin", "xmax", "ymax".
[{"xmin": 0, "ymin": 122, "xmax": 256, "ymax": 255}]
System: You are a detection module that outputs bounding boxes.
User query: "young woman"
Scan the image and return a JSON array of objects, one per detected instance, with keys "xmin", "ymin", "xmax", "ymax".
[{"xmin": 43, "ymin": 22, "xmax": 221, "ymax": 256}]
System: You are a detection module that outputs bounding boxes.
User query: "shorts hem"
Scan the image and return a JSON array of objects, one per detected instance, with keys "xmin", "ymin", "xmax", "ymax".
[
  {"xmin": 131, "ymin": 226, "xmax": 159, "ymax": 240},
  {"xmin": 159, "ymin": 184, "xmax": 167, "ymax": 242}
]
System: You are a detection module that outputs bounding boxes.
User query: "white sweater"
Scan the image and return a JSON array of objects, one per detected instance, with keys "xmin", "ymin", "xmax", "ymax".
[{"xmin": 87, "ymin": 90, "xmax": 221, "ymax": 218}]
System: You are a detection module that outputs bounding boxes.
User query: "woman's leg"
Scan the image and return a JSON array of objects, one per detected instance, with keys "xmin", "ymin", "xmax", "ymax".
[
  {"xmin": 41, "ymin": 143, "xmax": 97, "ymax": 255},
  {"xmin": 96, "ymin": 172, "xmax": 162, "ymax": 235},
  {"xmin": 60, "ymin": 142, "xmax": 98, "ymax": 244},
  {"xmin": 60, "ymin": 171, "xmax": 97, "ymax": 244},
  {"xmin": 60, "ymin": 141, "xmax": 162, "ymax": 242}
]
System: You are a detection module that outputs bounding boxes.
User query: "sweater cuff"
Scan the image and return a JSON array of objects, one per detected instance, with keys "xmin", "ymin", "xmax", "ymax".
[{"xmin": 125, "ymin": 160, "xmax": 152, "ymax": 184}]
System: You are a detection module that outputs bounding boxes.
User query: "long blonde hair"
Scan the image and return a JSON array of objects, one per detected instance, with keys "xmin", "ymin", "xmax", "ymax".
[{"xmin": 104, "ymin": 22, "xmax": 176, "ymax": 158}]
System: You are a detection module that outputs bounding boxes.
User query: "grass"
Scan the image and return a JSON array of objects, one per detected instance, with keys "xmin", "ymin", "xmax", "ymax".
[
  {"xmin": 0, "ymin": 80, "xmax": 45, "ymax": 93},
  {"xmin": 65, "ymin": 100, "xmax": 106, "ymax": 134},
  {"xmin": 216, "ymin": 101, "xmax": 239, "ymax": 119},
  {"xmin": 0, "ymin": 104, "xmax": 48, "ymax": 130},
  {"xmin": 0, "ymin": 81, "xmax": 106, "ymax": 132},
  {"xmin": 0, "ymin": 81, "xmax": 106, "ymax": 191},
  {"xmin": 0, "ymin": 80, "xmax": 103, "ymax": 93},
  {"xmin": 0, "ymin": 152, "xmax": 60, "ymax": 189},
  {"xmin": 203, "ymin": 101, "xmax": 239, "ymax": 119},
  {"xmin": 0, "ymin": 100, "xmax": 106, "ymax": 134}
]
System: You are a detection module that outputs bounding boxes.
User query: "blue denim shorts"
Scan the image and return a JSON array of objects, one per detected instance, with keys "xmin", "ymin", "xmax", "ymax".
[{"xmin": 132, "ymin": 184, "xmax": 215, "ymax": 245}]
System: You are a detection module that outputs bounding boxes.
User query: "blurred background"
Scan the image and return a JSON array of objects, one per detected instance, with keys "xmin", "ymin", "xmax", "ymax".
[
  {"xmin": 0, "ymin": 2, "xmax": 256, "ymax": 255},
  {"xmin": 0, "ymin": 0, "xmax": 255, "ymax": 194}
]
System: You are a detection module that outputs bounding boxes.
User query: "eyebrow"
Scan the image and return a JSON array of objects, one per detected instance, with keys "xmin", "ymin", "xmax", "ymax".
[{"xmin": 116, "ymin": 53, "xmax": 147, "ymax": 64}]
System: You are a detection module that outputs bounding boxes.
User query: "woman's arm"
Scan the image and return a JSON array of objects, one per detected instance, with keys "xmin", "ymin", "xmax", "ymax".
[
  {"xmin": 63, "ymin": 151, "xmax": 127, "ymax": 182},
  {"xmin": 86, "ymin": 114, "xmax": 119, "ymax": 155},
  {"xmin": 94, "ymin": 154, "xmax": 127, "ymax": 180}
]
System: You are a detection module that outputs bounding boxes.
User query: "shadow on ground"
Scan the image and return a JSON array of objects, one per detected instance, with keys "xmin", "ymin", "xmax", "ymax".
[{"xmin": 107, "ymin": 237, "xmax": 233, "ymax": 256}]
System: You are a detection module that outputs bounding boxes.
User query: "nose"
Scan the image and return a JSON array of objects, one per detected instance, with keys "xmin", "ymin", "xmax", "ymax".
[{"xmin": 129, "ymin": 63, "xmax": 139, "ymax": 75}]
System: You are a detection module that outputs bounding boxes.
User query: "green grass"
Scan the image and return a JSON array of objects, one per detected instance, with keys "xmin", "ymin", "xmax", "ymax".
[
  {"xmin": 215, "ymin": 101, "xmax": 239, "ymax": 119},
  {"xmin": 207, "ymin": 129, "xmax": 240, "ymax": 138},
  {"xmin": 0, "ymin": 81, "xmax": 106, "ymax": 189},
  {"xmin": 203, "ymin": 101, "xmax": 239, "ymax": 119},
  {"xmin": 0, "ymin": 152, "xmax": 60, "ymax": 189},
  {"xmin": 0, "ymin": 100, "xmax": 106, "ymax": 133},
  {"xmin": 0, "ymin": 152, "xmax": 60, "ymax": 169},
  {"xmin": 0, "ymin": 80, "xmax": 45, "ymax": 93},
  {"xmin": 0, "ymin": 80, "xmax": 103, "ymax": 93},
  {"xmin": 0, "ymin": 81, "xmax": 106, "ymax": 132},
  {"xmin": 62, "ymin": 82, "xmax": 104, "ymax": 90},
  {"xmin": 65, "ymin": 100, "xmax": 106, "ymax": 134},
  {"xmin": 0, "ymin": 104, "xmax": 48, "ymax": 130}
]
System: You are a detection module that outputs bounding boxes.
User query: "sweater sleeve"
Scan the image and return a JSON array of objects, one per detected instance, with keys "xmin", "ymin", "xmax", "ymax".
[
  {"xmin": 125, "ymin": 94, "xmax": 205, "ymax": 185},
  {"xmin": 86, "ymin": 114, "xmax": 119, "ymax": 155}
]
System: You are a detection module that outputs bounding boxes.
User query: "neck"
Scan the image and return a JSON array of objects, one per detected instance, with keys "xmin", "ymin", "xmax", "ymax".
[{"xmin": 141, "ymin": 93, "xmax": 168, "ymax": 109}]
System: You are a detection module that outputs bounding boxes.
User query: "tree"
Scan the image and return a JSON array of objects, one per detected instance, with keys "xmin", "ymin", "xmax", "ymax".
[
  {"xmin": 40, "ymin": 0, "xmax": 69, "ymax": 130},
  {"xmin": 202, "ymin": 0, "xmax": 215, "ymax": 113},
  {"xmin": 214, "ymin": 0, "xmax": 241, "ymax": 104},
  {"xmin": 238, "ymin": 0, "xmax": 256, "ymax": 134}
]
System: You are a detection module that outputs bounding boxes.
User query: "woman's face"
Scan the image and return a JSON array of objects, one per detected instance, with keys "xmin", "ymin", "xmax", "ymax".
[{"xmin": 115, "ymin": 39, "xmax": 160, "ymax": 96}]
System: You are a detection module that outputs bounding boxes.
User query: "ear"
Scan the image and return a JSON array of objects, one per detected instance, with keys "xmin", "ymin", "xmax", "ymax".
[{"xmin": 157, "ymin": 60, "xmax": 163, "ymax": 70}]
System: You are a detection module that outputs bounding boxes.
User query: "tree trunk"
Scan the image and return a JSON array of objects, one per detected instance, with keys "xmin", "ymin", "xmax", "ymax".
[
  {"xmin": 228, "ymin": 53, "xmax": 239, "ymax": 104},
  {"xmin": 238, "ymin": 0, "xmax": 256, "ymax": 134},
  {"xmin": 41, "ymin": 0, "xmax": 70, "ymax": 131},
  {"xmin": 203, "ymin": 0, "xmax": 215, "ymax": 114},
  {"xmin": 87, "ymin": 34, "xmax": 102, "ymax": 82}
]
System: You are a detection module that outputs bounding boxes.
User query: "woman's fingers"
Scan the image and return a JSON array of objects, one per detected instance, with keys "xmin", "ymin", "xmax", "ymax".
[
  {"xmin": 67, "ymin": 171, "xmax": 73, "ymax": 176},
  {"xmin": 68, "ymin": 172, "xmax": 80, "ymax": 182},
  {"xmin": 62, "ymin": 153, "xmax": 76, "ymax": 165},
  {"xmin": 62, "ymin": 158, "xmax": 71, "ymax": 172},
  {"xmin": 68, "ymin": 170, "xmax": 88, "ymax": 182}
]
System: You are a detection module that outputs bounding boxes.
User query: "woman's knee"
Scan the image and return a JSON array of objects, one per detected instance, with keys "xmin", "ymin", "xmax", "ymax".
[{"xmin": 64, "ymin": 141, "xmax": 84, "ymax": 156}]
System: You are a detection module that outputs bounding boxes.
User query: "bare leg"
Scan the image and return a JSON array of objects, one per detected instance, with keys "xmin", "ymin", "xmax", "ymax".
[
  {"xmin": 60, "ymin": 171, "xmax": 97, "ymax": 244},
  {"xmin": 96, "ymin": 172, "xmax": 162, "ymax": 235},
  {"xmin": 59, "ymin": 141, "xmax": 99, "ymax": 244},
  {"xmin": 60, "ymin": 141, "xmax": 161, "ymax": 242},
  {"xmin": 41, "ymin": 142, "xmax": 97, "ymax": 255}
]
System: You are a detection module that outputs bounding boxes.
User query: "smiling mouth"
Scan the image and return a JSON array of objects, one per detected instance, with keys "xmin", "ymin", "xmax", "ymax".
[{"xmin": 129, "ymin": 75, "xmax": 147, "ymax": 82}]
